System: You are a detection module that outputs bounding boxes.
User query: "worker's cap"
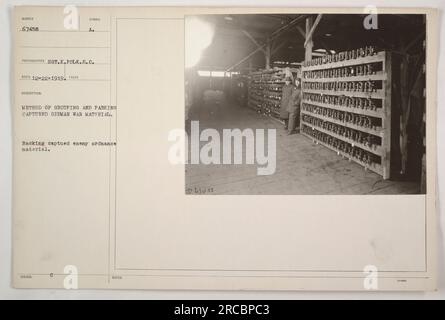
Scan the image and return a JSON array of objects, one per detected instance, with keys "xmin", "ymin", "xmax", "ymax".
[{"xmin": 295, "ymin": 70, "xmax": 302, "ymax": 78}]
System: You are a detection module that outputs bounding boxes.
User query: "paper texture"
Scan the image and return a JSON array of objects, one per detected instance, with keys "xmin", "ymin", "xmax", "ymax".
[{"xmin": 12, "ymin": 6, "xmax": 438, "ymax": 291}]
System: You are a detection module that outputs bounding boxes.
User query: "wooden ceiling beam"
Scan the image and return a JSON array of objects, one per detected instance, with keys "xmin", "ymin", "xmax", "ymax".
[
  {"xmin": 241, "ymin": 29, "xmax": 266, "ymax": 53},
  {"xmin": 225, "ymin": 15, "xmax": 308, "ymax": 71},
  {"xmin": 295, "ymin": 25, "xmax": 306, "ymax": 38},
  {"xmin": 304, "ymin": 14, "xmax": 323, "ymax": 47}
]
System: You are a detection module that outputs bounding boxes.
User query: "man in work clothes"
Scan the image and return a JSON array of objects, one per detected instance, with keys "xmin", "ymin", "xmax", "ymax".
[{"xmin": 287, "ymin": 77, "xmax": 302, "ymax": 135}]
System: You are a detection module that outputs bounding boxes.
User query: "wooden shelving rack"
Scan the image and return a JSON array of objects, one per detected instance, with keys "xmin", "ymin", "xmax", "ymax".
[
  {"xmin": 247, "ymin": 69, "xmax": 284, "ymax": 118},
  {"xmin": 247, "ymin": 71, "xmax": 265, "ymax": 113},
  {"xmin": 247, "ymin": 67, "xmax": 299, "ymax": 120},
  {"xmin": 300, "ymin": 50, "xmax": 392, "ymax": 179}
]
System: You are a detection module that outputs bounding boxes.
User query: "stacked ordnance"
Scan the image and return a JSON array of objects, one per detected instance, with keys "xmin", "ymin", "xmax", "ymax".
[
  {"xmin": 301, "ymin": 46, "xmax": 378, "ymax": 67},
  {"xmin": 247, "ymin": 72, "xmax": 264, "ymax": 112},
  {"xmin": 301, "ymin": 49, "xmax": 392, "ymax": 179},
  {"xmin": 247, "ymin": 67, "xmax": 299, "ymax": 119},
  {"xmin": 301, "ymin": 125, "xmax": 380, "ymax": 167}
]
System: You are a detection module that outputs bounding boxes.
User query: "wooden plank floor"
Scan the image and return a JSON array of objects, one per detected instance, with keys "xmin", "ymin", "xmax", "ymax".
[{"xmin": 185, "ymin": 92, "xmax": 420, "ymax": 195}]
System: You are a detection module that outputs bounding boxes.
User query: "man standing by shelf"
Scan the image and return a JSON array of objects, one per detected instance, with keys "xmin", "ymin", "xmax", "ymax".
[
  {"xmin": 185, "ymin": 77, "xmax": 193, "ymax": 135},
  {"xmin": 279, "ymin": 77, "xmax": 293, "ymax": 130},
  {"xmin": 287, "ymin": 76, "xmax": 302, "ymax": 135}
]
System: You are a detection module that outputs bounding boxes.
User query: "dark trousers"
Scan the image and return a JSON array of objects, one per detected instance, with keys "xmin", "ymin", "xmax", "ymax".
[
  {"xmin": 288, "ymin": 110, "xmax": 300, "ymax": 133},
  {"xmin": 185, "ymin": 119, "xmax": 191, "ymax": 136}
]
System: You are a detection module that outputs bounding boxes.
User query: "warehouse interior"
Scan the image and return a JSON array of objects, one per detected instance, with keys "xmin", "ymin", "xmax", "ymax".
[{"xmin": 185, "ymin": 14, "xmax": 426, "ymax": 195}]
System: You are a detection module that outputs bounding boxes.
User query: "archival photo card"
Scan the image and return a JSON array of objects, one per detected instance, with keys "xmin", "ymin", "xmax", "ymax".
[
  {"xmin": 11, "ymin": 6, "xmax": 437, "ymax": 291},
  {"xmin": 184, "ymin": 13, "xmax": 427, "ymax": 195}
]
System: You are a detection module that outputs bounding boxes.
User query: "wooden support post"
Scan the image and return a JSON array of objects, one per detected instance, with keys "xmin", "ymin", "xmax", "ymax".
[
  {"xmin": 383, "ymin": 52, "xmax": 392, "ymax": 179},
  {"xmin": 421, "ymin": 108, "xmax": 426, "ymax": 193},
  {"xmin": 305, "ymin": 17, "xmax": 314, "ymax": 62},
  {"xmin": 265, "ymin": 40, "xmax": 271, "ymax": 70},
  {"xmin": 399, "ymin": 55, "xmax": 410, "ymax": 176}
]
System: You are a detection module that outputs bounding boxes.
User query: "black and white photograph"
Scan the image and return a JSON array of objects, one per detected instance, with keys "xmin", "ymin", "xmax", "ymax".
[
  {"xmin": 4, "ymin": 3, "xmax": 440, "ymax": 296},
  {"xmin": 184, "ymin": 13, "xmax": 426, "ymax": 195}
]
